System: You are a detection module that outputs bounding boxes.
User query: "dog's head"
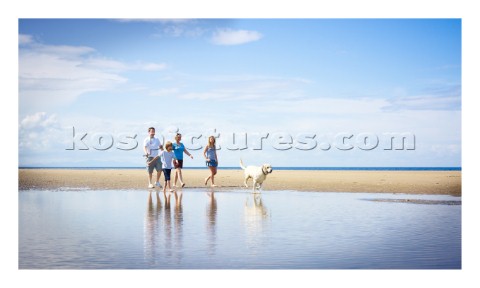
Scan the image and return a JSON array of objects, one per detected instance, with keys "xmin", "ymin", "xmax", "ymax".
[{"xmin": 262, "ymin": 164, "xmax": 273, "ymax": 175}]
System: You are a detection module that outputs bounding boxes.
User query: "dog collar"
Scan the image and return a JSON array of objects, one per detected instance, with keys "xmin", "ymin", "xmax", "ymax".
[{"xmin": 262, "ymin": 167, "xmax": 268, "ymax": 175}]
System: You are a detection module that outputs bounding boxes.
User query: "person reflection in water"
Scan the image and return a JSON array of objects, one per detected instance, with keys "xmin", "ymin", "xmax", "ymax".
[
  {"xmin": 206, "ymin": 189, "xmax": 217, "ymax": 255},
  {"xmin": 163, "ymin": 190, "xmax": 173, "ymax": 257},
  {"xmin": 173, "ymin": 190, "xmax": 183, "ymax": 260},
  {"xmin": 144, "ymin": 190, "xmax": 162, "ymax": 264}
]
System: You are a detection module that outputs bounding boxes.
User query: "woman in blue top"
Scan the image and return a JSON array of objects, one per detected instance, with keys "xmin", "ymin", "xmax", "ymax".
[
  {"xmin": 203, "ymin": 136, "xmax": 218, "ymax": 187},
  {"xmin": 173, "ymin": 133, "xmax": 193, "ymax": 188}
]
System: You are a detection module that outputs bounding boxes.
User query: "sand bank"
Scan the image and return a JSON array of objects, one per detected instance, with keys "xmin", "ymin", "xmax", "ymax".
[{"xmin": 18, "ymin": 169, "xmax": 461, "ymax": 196}]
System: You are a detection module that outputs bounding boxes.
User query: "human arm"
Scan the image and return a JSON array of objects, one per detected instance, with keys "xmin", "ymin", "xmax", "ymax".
[
  {"xmin": 144, "ymin": 145, "xmax": 149, "ymax": 156},
  {"xmin": 203, "ymin": 146, "xmax": 209, "ymax": 161},
  {"xmin": 143, "ymin": 138, "xmax": 150, "ymax": 156},
  {"xmin": 184, "ymin": 147, "xmax": 194, "ymax": 159},
  {"xmin": 172, "ymin": 152, "xmax": 178, "ymax": 167}
]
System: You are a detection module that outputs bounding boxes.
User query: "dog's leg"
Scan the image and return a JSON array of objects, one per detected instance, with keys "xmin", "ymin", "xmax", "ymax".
[
  {"xmin": 252, "ymin": 180, "xmax": 258, "ymax": 194},
  {"xmin": 244, "ymin": 175, "xmax": 250, "ymax": 188}
]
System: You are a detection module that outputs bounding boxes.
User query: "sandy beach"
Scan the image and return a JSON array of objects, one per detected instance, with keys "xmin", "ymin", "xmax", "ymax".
[{"xmin": 18, "ymin": 169, "xmax": 461, "ymax": 196}]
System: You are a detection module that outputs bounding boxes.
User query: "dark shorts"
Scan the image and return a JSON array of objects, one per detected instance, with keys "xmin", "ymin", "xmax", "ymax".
[
  {"xmin": 206, "ymin": 160, "xmax": 217, "ymax": 167},
  {"xmin": 174, "ymin": 159, "xmax": 183, "ymax": 169},
  {"xmin": 146, "ymin": 157, "xmax": 162, "ymax": 173},
  {"xmin": 163, "ymin": 169, "xmax": 172, "ymax": 181}
]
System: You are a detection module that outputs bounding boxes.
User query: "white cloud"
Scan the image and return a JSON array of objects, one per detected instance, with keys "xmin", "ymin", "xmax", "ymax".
[
  {"xmin": 250, "ymin": 97, "xmax": 388, "ymax": 115},
  {"xmin": 19, "ymin": 34, "xmax": 167, "ymax": 110},
  {"xmin": 19, "ymin": 34, "xmax": 34, "ymax": 45},
  {"xmin": 211, "ymin": 28, "xmax": 263, "ymax": 45},
  {"xmin": 383, "ymin": 84, "xmax": 461, "ymax": 111},
  {"xmin": 134, "ymin": 62, "xmax": 167, "ymax": 71},
  {"xmin": 147, "ymin": 19, "xmax": 207, "ymax": 39},
  {"xmin": 19, "ymin": 112, "xmax": 65, "ymax": 152},
  {"xmin": 20, "ymin": 112, "xmax": 57, "ymax": 129},
  {"xmin": 19, "ymin": 38, "xmax": 125, "ymax": 109},
  {"xmin": 176, "ymin": 75, "xmax": 308, "ymax": 101},
  {"xmin": 383, "ymin": 94, "xmax": 461, "ymax": 111},
  {"xmin": 160, "ymin": 25, "xmax": 206, "ymax": 38},
  {"xmin": 82, "ymin": 58, "xmax": 166, "ymax": 72}
]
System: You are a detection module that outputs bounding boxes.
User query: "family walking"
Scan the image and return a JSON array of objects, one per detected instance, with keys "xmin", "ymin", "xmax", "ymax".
[{"xmin": 143, "ymin": 127, "xmax": 218, "ymax": 191}]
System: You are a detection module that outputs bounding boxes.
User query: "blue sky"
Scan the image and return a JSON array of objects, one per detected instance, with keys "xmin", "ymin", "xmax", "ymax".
[{"xmin": 18, "ymin": 18, "xmax": 461, "ymax": 167}]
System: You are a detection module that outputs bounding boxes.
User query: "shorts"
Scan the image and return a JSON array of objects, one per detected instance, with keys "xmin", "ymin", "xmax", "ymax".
[
  {"xmin": 163, "ymin": 169, "xmax": 172, "ymax": 181},
  {"xmin": 146, "ymin": 157, "xmax": 162, "ymax": 173},
  {"xmin": 174, "ymin": 159, "xmax": 184, "ymax": 169},
  {"xmin": 206, "ymin": 160, "xmax": 217, "ymax": 167}
]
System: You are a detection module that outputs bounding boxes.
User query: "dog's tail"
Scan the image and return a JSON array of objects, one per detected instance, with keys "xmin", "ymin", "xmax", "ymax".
[{"xmin": 239, "ymin": 159, "xmax": 246, "ymax": 170}]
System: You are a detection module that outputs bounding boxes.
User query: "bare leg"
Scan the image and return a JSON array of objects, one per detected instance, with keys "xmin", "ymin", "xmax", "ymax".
[
  {"xmin": 176, "ymin": 168, "xmax": 185, "ymax": 186},
  {"xmin": 210, "ymin": 166, "xmax": 217, "ymax": 187},
  {"xmin": 148, "ymin": 172, "xmax": 153, "ymax": 186},
  {"xmin": 204, "ymin": 175, "xmax": 210, "ymax": 186},
  {"xmin": 156, "ymin": 170, "xmax": 162, "ymax": 184}
]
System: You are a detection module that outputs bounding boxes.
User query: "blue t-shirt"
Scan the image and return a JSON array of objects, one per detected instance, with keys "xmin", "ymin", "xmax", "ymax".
[{"xmin": 172, "ymin": 142, "xmax": 185, "ymax": 160}]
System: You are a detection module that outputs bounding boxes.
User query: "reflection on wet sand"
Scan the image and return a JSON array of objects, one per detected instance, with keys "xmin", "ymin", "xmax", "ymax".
[
  {"xmin": 244, "ymin": 193, "xmax": 270, "ymax": 251},
  {"xmin": 21, "ymin": 189, "xmax": 461, "ymax": 269},
  {"xmin": 206, "ymin": 189, "xmax": 217, "ymax": 255},
  {"xmin": 143, "ymin": 190, "xmax": 162, "ymax": 265},
  {"xmin": 163, "ymin": 190, "xmax": 172, "ymax": 257},
  {"xmin": 173, "ymin": 190, "xmax": 184, "ymax": 264},
  {"xmin": 143, "ymin": 189, "xmax": 184, "ymax": 264}
]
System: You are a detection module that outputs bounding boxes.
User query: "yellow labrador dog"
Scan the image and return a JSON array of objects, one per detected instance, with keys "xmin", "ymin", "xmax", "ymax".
[{"xmin": 240, "ymin": 159, "xmax": 273, "ymax": 193}]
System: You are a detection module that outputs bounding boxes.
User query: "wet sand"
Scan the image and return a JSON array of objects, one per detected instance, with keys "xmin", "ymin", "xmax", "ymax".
[{"xmin": 18, "ymin": 169, "xmax": 461, "ymax": 196}]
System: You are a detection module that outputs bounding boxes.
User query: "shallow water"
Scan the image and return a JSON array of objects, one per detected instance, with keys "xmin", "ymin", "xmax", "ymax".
[{"xmin": 19, "ymin": 188, "xmax": 461, "ymax": 269}]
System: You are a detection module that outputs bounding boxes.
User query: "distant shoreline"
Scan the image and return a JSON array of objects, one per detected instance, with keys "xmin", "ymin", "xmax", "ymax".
[{"xmin": 19, "ymin": 168, "xmax": 462, "ymax": 196}]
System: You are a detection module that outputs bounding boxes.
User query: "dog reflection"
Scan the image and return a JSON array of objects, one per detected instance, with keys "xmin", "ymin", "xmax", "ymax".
[
  {"xmin": 244, "ymin": 194, "xmax": 269, "ymax": 249},
  {"xmin": 245, "ymin": 194, "xmax": 268, "ymax": 219}
]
